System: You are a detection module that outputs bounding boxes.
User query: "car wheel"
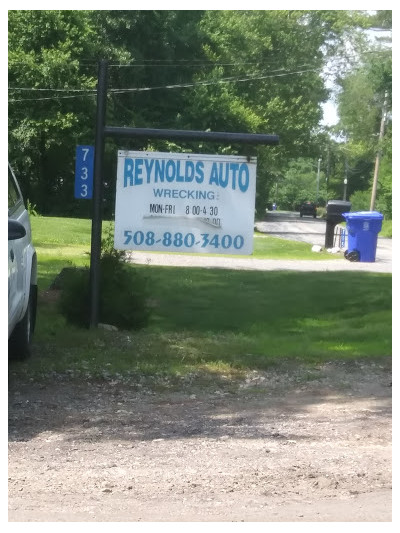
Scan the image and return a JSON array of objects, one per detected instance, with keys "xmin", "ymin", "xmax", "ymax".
[{"xmin": 9, "ymin": 284, "xmax": 37, "ymax": 361}]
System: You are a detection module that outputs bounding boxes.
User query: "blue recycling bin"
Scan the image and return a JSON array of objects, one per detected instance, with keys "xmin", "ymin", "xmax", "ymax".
[{"xmin": 342, "ymin": 211, "xmax": 384, "ymax": 262}]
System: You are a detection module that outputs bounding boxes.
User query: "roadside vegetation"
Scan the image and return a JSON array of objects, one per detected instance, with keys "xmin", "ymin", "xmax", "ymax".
[
  {"xmin": 9, "ymin": 11, "xmax": 391, "ymax": 222},
  {"xmin": 9, "ymin": 216, "xmax": 391, "ymax": 386},
  {"xmin": 8, "ymin": 11, "xmax": 391, "ymax": 389}
]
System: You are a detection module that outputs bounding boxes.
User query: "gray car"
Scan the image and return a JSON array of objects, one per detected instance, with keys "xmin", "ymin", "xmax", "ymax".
[{"xmin": 8, "ymin": 164, "xmax": 38, "ymax": 359}]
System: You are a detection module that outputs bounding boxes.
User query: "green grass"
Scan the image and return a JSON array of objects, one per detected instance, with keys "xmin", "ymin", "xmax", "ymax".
[
  {"xmin": 380, "ymin": 219, "xmax": 392, "ymax": 238},
  {"xmin": 31, "ymin": 216, "xmax": 339, "ymax": 291},
  {"xmin": 13, "ymin": 215, "xmax": 391, "ymax": 383},
  {"xmin": 252, "ymin": 232, "xmax": 333, "ymax": 259},
  {"xmin": 30, "ymin": 216, "xmax": 92, "ymax": 289}
]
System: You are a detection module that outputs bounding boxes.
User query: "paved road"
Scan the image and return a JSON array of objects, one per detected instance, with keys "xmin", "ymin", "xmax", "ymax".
[
  {"xmin": 128, "ymin": 211, "xmax": 392, "ymax": 274},
  {"xmin": 256, "ymin": 211, "xmax": 392, "ymax": 265}
]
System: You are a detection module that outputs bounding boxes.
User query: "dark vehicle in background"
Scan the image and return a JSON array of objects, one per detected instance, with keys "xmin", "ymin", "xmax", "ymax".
[{"xmin": 300, "ymin": 201, "xmax": 317, "ymax": 218}]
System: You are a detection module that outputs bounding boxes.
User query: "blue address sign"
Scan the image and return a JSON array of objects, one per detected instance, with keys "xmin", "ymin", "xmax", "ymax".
[{"xmin": 75, "ymin": 145, "xmax": 94, "ymax": 199}]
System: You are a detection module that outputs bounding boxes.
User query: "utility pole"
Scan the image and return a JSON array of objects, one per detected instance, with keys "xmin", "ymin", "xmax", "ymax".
[
  {"xmin": 343, "ymin": 158, "xmax": 348, "ymax": 201},
  {"xmin": 326, "ymin": 146, "xmax": 330, "ymax": 203},
  {"xmin": 316, "ymin": 157, "xmax": 321, "ymax": 203},
  {"xmin": 370, "ymin": 91, "xmax": 388, "ymax": 211}
]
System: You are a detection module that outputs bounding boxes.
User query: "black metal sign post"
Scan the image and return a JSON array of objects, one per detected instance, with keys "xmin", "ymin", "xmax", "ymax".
[
  {"xmin": 89, "ymin": 60, "xmax": 108, "ymax": 328},
  {"xmin": 89, "ymin": 60, "xmax": 279, "ymax": 328}
]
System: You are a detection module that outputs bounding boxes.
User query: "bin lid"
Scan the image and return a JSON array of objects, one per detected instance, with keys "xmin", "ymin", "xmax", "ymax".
[{"xmin": 342, "ymin": 211, "xmax": 384, "ymax": 220}]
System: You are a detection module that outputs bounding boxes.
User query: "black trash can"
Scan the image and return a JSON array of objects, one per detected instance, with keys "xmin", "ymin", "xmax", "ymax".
[{"xmin": 325, "ymin": 200, "xmax": 352, "ymax": 249}]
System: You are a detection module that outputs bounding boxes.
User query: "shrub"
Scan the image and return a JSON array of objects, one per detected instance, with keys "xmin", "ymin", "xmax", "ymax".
[
  {"xmin": 58, "ymin": 267, "xmax": 90, "ymax": 326},
  {"xmin": 349, "ymin": 190, "xmax": 371, "ymax": 212},
  {"xmin": 59, "ymin": 224, "xmax": 150, "ymax": 329},
  {"xmin": 349, "ymin": 190, "xmax": 392, "ymax": 221}
]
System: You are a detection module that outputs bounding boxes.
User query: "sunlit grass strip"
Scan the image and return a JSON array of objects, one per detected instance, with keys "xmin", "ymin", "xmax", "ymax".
[{"xmin": 17, "ymin": 217, "xmax": 391, "ymax": 382}]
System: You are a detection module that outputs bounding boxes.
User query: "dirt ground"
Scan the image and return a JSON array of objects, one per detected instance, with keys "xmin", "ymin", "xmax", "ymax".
[{"xmin": 8, "ymin": 360, "xmax": 392, "ymax": 522}]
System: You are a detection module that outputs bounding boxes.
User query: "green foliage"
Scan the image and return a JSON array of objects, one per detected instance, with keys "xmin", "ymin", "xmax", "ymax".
[
  {"xmin": 380, "ymin": 220, "xmax": 392, "ymax": 238},
  {"xmin": 332, "ymin": 20, "xmax": 392, "ymax": 211},
  {"xmin": 59, "ymin": 222, "xmax": 150, "ymax": 330},
  {"xmin": 8, "ymin": 10, "xmax": 374, "ymax": 218},
  {"xmin": 346, "ymin": 191, "xmax": 391, "ymax": 237},
  {"xmin": 349, "ymin": 190, "xmax": 371, "ymax": 212},
  {"xmin": 59, "ymin": 260, "xmax": 150, "ymax": 330},
  {"xmin": 101, "ymin": 222, "xmax": 127, "ymax": 264},
  {"xmin": 101, "ymin": 257, "xmax": 151, "ymax": 330},
  {"xmin": 375, "ymin": 129, "xmax": 392, "ymax": 218},
  {"xmin": 270, "ymin": 158, "xmax": 326, "ymax": 210},
  {"xmin": 8, "ymin": 10, "xmax": 127, "ymax": 214},
  {"xmin": 8, "ymin": 10, "xmax": 391, "ymax": 222},
  {"xmin": 190, "ymin": 10, "xmax": 335, "ymax": 212},
  {"xmin": 26, "ymin": 199, "xmax": 39, "ymax": 217},
  {"xmin": 58, "ymin": 267, "xmax": 91, "ymax": 326}
]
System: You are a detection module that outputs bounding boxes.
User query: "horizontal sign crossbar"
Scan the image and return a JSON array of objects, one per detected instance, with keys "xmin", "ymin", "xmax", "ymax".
[{"xmin": 104, "ymin": 126, "xmax": 279, "ymax": 145}]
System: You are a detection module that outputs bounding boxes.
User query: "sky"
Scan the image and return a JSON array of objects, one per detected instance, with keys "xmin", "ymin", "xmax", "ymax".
[
  {"xmin": 321, "ymin": 23, "xmax": 392, "ymax": 128},
  {"xmin": 322, "ymin": 101, "xmax": 339, "ymax": 127}
]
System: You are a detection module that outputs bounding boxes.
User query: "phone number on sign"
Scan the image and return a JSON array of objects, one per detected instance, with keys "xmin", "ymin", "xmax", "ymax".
[{"xmin": 123, "ymin": 230, "xmax": 245, "ymax": 250}]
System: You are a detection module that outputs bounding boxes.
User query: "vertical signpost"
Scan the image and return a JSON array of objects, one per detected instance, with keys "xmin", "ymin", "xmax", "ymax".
[{"xmin": 89, "ymin": 59, "xmax": 108, "ymax": 328}]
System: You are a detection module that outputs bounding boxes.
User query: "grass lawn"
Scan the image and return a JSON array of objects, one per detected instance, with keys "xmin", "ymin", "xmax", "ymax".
[
  {"xmin": 31, "ymin": 216, "xmax": 340, "ymax": 292},
  {"xmin": 12, "ymin": 215, "xmax": 391, "ymax": 383}
]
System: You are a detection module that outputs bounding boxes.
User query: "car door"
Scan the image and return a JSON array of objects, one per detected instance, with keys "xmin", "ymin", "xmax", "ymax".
[{"xmin": 8, "ymin": 166, "xmax": 28, "ymax": 334}]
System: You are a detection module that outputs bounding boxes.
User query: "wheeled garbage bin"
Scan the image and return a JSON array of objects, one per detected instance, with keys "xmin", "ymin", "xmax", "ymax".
[
  {"xmin": 342, "ymin": 211, "xmax": 384, "ymax": 262},
  {"xmin": 325, "ymin": 200, "xmax": 351, "ymax": 249}
]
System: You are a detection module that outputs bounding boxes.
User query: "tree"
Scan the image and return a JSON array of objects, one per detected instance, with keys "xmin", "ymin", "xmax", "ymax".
[
  {"xmin": 333, "ymin": 18, "xmax": 392, "ymax": 216},
  {"xmin": 272, "ymin": 158, "xmax": 326, "ymax": 210},
  {"xmin": 8, "ymin": 10, "xmax": 376, "ymax": 216},
  {"xmin": 8, "ymin": 10, "xmax": 208, "ymax": 214},
  {"xmin": 8, "ymin": 10, "xmax": 129, "ymax": 214},
  {"xmin": 183, "ymin": 10, "xmax": 372, "ymax": 212}
]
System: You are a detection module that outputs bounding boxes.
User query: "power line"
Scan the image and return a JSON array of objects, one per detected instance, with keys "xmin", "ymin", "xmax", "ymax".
[
  {"xmin": 8, "ymin": 46, "xmax": 391, "ymax": 104},
  {"xmin": 9, "ymin": 65, "xmax": 314, "ymax": 93},
  {"xmin": 111, "ymin": 68, "xmax": 319, "ymax": 94},
  {"xmin": 8, "ymin": 67, "xmax": 320, "ymax": 103},
  {"xmin": 8, "ymin": 93, "xmax": 97, "ymax": 103},
  {"xmin": 8, "ymin": 47, "xmax": 390, "ymax": 71},
  {"xmin": 9, "ymin": 87, "xmax": 97, "ymax": 92}
]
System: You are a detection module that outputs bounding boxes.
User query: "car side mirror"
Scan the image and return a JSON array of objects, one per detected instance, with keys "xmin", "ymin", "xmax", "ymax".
[{"xmin": 8, "ymin": 219, "xmax": 27, "ymax": 241}]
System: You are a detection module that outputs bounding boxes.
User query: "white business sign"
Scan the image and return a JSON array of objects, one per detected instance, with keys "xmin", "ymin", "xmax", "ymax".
[{"xmin": 114, "ymin": 150, "xmax": 257, "ymax": 255}]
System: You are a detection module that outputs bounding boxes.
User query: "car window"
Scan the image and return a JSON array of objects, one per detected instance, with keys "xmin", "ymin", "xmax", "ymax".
[{"xmin": 8, "ymin": 166, "xmax": 23, "ymax": 215}]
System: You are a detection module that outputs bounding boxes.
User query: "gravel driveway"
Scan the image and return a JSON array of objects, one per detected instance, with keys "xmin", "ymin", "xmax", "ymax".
[{"xmin": 8, "ymin": 361, "xmax": 392, "ymax": 522}]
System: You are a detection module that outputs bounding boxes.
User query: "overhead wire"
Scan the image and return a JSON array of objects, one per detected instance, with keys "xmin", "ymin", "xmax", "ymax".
[
  {"xmin": 8, "ymin": 66, "xmax": 324, "ymax": 103},
  {"xmin": 8, "ymin": 46, "xmax": 390, "ymax": 104}
]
